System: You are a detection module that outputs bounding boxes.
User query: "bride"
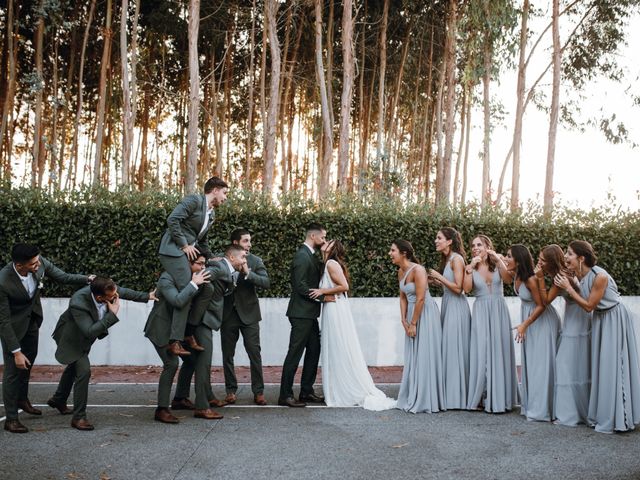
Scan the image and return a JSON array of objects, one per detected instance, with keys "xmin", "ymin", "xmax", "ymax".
[{"xmin": 309, "ymin": 240, "xmax": 396, "ymax": 410}]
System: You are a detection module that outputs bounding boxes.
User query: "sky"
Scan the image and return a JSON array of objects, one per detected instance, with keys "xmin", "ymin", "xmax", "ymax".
[{"xmin": 463, "ymin": 9, "xmax": 640, "ymax": 211}]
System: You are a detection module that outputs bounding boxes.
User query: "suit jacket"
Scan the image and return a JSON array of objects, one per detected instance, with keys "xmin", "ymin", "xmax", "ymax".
[
  {"xmin": 158, "ymin": 194, "xmax": 213, "ymax": 258},
  {"xmin": 0, "ymin": 257, "xmax": 88, "ymax": 352},
  {"xmin": 198, "ymin": 260, "xmax": 235, "ymax": 331},
  {"xmin": 144, "ymin": 272, "xmax": 200, "ymax": 347},
  {"xmin": 285, "ymin": 245, "xmax": 323, "ymax": 319},
  {"xmin": 52, "ymin": 285, "xmax": 149, "ymax": 365},
  {"xmin": 223, "ymin": 252, "xmax": 270, "ymax": 325}
]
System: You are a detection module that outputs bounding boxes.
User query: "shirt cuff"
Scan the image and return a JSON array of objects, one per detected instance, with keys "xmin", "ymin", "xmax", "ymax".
[
  {"xmin": 189, "ymin": 281, "xmax": 198, "ymax": 290},
  {"xmin": 11, "ymin": 348, "xmax": 21, "ymax": 354}
]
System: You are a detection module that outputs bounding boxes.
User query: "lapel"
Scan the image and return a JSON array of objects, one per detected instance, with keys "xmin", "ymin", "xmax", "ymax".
[
  {"xmin": 7, "ymin": 264, "xmax": 34, "ymax": 301},
  {"xmin": 84, "ymin": 289, "xmax": 100, "ymax": 324},
  {"xmin": 196, "ymin": 195, "xmax": 208, "ymax": 240}
]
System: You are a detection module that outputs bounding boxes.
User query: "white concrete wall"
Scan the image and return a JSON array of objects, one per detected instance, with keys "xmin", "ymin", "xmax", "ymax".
[{"xmin": 3, "ymin": 297, "xmax": 640, "ymax": 367}]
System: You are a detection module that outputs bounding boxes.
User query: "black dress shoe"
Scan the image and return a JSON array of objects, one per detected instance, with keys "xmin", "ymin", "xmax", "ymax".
[
  {"xmin": 17, "ymin": 399, "xmax": 42, "ymax": 415},
  {"xmin": 299, "ymin": 392, "xmax": 325, "ymax": 403},
  {"xmin": 278, "ymin": 396, "xmax": 306, "ymax": 408},
  {"xmin": 47, "ymin": 397, "xmax": 72, "ymax": 415},
  {"xmin": 4, "ymin": 420, "xmax": 28, "ymax": 433}
]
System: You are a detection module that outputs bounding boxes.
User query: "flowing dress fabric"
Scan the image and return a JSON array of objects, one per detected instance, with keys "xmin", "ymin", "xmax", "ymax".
[
  {"xmin": 396, "ymin": 266, "xmax": 445, "ymax": 413},
  {"xmin": 441, "ymin": 253, "xmax": 472, "ymax": 409},
  {"xmin": 320, "ymin": 260, "xmax": 396, "ymax": 411},
  {"xmin": 554, "ymin": 290, "xmax": 592, "ymax": 426},
  {"xmin": 467, "ymin": 269, "xmax": 518, "ymax": 412},
  {"xmin": 584, "ymin": 266, "xmax": 640, "ymax": 433},
  {"xmin": 517, "ymin": 281, "xmax": 561, "ymax": 421}
]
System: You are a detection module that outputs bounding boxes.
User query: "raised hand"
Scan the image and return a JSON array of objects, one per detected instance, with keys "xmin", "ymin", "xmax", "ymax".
[
  {"xmin": 181, "ymin": 245, "xmax": 200, "ymax": 261},
  {"xmin": 554, "ymin": 273, "xmax": 572, "ymax": 291},
  {"xmin": 107, "ymin": 293, "xmax": 120, "ymax": 315},
  {"xmin": 192, "ymin": 269, "xmax": 211, "ymax": 286},
  {"xmin": 534, "ymin": 259, "xmax": 544, "ymax": 278},
  {"xmin": 149, "ymin": 289, "xmax": 159, "ymax": 301}
]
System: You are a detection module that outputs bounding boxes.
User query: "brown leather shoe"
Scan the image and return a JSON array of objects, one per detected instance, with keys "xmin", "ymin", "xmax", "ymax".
[
  {"xmin": 184, "ymin": 335, "xmax": 205, "ymax": 352},
  {"xmin": 167, "ymin": 341, "xmax": 191, "ymax": 356},
  {"xmin": 17, "ymin": 399, "xmax": 42, "ymax": 415},
  {"xmin": 171, "ymin": 397, "xmax": 195, "ymax": 410},
  {"xmin": 4, "ymin": 419, "xmax": 28, "ymax": 433},
  {"xmin": 194, "ymin": 408, "xmax": 223, "ymax": 420},
  {"xmin": 224, "ymin": 393, "xmax": 237, "ymax": 404},
  {"xmin": 154, "ymin": 408, "xmax": 179, "ymax": 424},
  {"xmin": 71, "ymin": 418, "xmax": 95, "ymax": 431},
  {"xmin": 208, "ymin": 398, "xmax": 227, "ymax": 408},
  {"xmin": 278, "ymin": 396, "xmax": 306, "ymax": 408},
  {"xmin": 47, "ymin": 397, "xmax": 72, "ymax": 415},
  {"xmin": 254, "ymin": 394, "xmax": 267, "ymax": 406}
]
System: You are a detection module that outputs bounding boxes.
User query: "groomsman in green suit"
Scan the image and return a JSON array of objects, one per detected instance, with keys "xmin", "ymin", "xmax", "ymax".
[
  {"xmin": 221, "ymin": 229, "xmax": 270, "ymax": 406},
  {"xmin": 278, "ymin": 223, "xmax": 334, "ymax": 408},
  {"xmin": 0, "ymin": 243, "xmax": 91, "ymax": 433},
  {"xmin": 49, "ymin": 276, "xmax": 153, "ymax": 430},
  {"xmin": 181, "ymin": 244, "xmax": 247, "ymax": 419},
  {"xmin": 144, "ymin": 253, "xmax": 211, "ymax": 424},
  {"xmin": 158, "ymin": 176, "xmax": 228, "ymax": 355}
]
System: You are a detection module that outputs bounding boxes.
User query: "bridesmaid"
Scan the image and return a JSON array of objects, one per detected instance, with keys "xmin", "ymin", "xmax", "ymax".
[
  {"xmin": 555, "ymin": 240, "xmax": 640, "ymax": 433},
  {"xmin": 428, "ymin": 227, "xmax": 471, "ymax": 409},
  {"xmin": 505, "ymin": 244, "xmax": 560, "ymax": 422},
  {"xmin": 464, "ymin": 235, "xmax": 518, "ymax": 412},
  {"xmin": 389, "ymin": 239, "xmax": 444, "ymax": 413},
  {"xmin": 536, "ymin": 244, "xmax": 591, "ymax": 426}
]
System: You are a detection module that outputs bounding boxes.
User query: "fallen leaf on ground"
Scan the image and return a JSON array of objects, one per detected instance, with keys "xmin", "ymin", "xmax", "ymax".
[
  {"xmin": 118, "ymin": 413, "xmax": 134, "ymax": 417},
  {"xmin": 391, "ymin": 443, "xmax": 409, "ymax": 448}
]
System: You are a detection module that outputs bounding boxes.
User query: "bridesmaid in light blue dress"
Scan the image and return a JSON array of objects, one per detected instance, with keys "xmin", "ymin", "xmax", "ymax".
[
  {"xmin": 536, "ymin": 244, "xmax": 591, "ymax": 426},
  {"xmin": 556, "ymin": 240, "xmax": 640, "ymax": 433},
  {"xmin": 465, "ymin": 235, "xmax": 518, "ymax": 412},
  {"xmin": 428, "ymin": 227, "xmax": 471, "ymax": 409},
  {"xmin": 390, "ymin": 239, "xmax": 444, "ymax": 413},
  {"xmin": 507, "ymin": 244, "xmax": 560, "ymax": 422}
]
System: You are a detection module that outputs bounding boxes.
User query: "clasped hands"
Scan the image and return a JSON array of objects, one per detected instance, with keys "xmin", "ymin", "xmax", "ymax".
[{"xmin": 308, "ymin": 288, "xmax": 336, "ymax": 302}]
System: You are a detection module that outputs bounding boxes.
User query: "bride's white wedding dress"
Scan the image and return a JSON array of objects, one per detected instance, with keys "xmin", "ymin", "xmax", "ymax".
[{"xmin": 320, "ymin": 259, "xmax": 397, "ymax": 410}]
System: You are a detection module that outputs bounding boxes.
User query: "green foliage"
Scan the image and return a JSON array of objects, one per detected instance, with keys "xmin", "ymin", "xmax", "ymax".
[{"xmin": 1, "ymin": 187, "xmax": 639, "ymax": 297}]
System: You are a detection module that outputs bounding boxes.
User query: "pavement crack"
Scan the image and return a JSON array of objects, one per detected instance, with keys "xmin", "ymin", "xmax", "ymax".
[{"xmin": 172, "ymin": 421, "xmax": 221, "ymax": 479}]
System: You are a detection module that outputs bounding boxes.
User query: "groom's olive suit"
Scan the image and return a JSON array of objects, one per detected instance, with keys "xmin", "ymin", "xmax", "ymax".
[{"xmin": 279, "ymin": 245, "xmax": 324, "ymax": 400}]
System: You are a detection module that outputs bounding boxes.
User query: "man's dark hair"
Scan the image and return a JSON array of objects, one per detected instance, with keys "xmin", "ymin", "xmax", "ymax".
[
  {"xmin": 189, "ymin": 253, "xmax": 207, "ymax": 265},
  {"xmin": 306, "ymin": 223, "xmax": 325, "ymax": 235},
  {"xmin": 204, "ymin": 176, "xmax": 228, "ymax": 194},
  {"xmin": 90, "ymin": 276, "xmax": 117, "ymax": 296},
  {"xmin": 11, "ymin": 244, "xmax": 40, "ymax": 263},
  {"xmin": 230, "ymin": 228, "xmax": 251, "ymax": 243},
  {"xmin": 224, "ymin": 244, "xmax": 245, "ymax": 257}
]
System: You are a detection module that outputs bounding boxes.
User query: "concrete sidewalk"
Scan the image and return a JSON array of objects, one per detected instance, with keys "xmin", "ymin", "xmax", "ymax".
[{"xmin": 1, "ymin": 382, "xmax": 639, "ymax": 480}]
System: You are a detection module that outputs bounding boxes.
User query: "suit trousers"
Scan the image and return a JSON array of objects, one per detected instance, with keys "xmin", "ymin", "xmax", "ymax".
[
  {"xmin": 279, "ymin": 317, "xmax": 321, "ymax": 400},
  {"xmin": 193, "ymin": 324, "xmax": 218, "ymax": 410},
  {"xmin": 221, "ymin": 309, "xmax": 264, "ymax": 395},
  {"xmin": 159, "ymin": 254, "xmax": 193, "ymax": 341},
  {"xmin": 50, "ymin": 354, "xmax": 91, "ymax": 420},
  {"xmin": 1, "ymin": 319, "xmax": 39, "ymax": 420}
]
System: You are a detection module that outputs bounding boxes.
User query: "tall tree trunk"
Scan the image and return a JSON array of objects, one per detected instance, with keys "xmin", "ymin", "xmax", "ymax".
[
  {"xmin": 453, "ymin": 84, "xmax": 466, "ymax": 203},
  {"xmin": 49, "ymin": 37, "xmax": 60, "ymax": 190},
  {"xmin": 544, "ymin": 0, "xmax": 561, "ymax": 216},
  {"xmin": 138, "ymin": 87, "xmax": 150, "ymax": 189},
  {"xmin": 0, "ymin": 0, "xmax": 16, "ymax": 174},
  {"xmin": 337, "ymin": 0, "xmax": 354, "ymax": 191},
  {"xmin": 259, "ymin": 16, "xmax": 267, "ymax": 181},
  {"xmin": 461, "ymin": 84, "xmax": 472, "ymax": 204},
  {"xmin": 120, "ymin": 0, "xmax": 140, "ymax": 186},
  {"xmin": 510, "ymin": 0, "xmax": 529, "ymax": 211},
  {"xmin": 326, "ymin": 0, "xmax": 335, "ymax": 130},
  {"xmin": 356, "ymin": 0, "xmax": 367, "ymax": 193},
  {"xmin": 434, "ymin": 55, "xmax": 445, "ymax": 199},
  {"xmin": 440, "ymin": 0, "xmax": 457, "ymax": 204},
  {"xmin": 245, "ymin": 0, "xmax": 257, "ymax": 188},
  {"xmin": 314, "ymin": 0, "xmax": 333, "ymax": 197},
  {"xmin": 186, "ymin": 0, "xmax": 200, "ymax": 193},
  {"xmin": 58, "ymin": 20, "xmax": 78, "ymax": 189},
  {"xmin": 93, "ymin": 0, "xmax": 113, "ymax": 187},
  {"xmin": 262, "ymin": 0, "xmax": 281, "ymax": 194},
  {"xmin": 376, "ymin": 0, "xmax": 389, "ymax": 172},
  {"xmin": 481, "ymin": 30, "xmax": 492, "ymax": 207},
  {"xmin": 31, "ymin": 0, "xmax": 45, "ymax": 188}
]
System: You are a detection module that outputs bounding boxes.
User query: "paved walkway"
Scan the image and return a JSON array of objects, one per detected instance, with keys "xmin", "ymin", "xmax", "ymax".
[{"xmin": 1, "ymin": 371, "xmax": 638, "ymax": 480}]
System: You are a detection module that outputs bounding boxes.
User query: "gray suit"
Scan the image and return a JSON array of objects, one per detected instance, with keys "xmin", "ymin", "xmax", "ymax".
[
  {"xmin": 158, "ymin": 194, "xmax": 213, "ymax": 340},
  {"xmin": 0, "ymin": 258, "xmax": 88, "ymax": 421},
  {"xmin": 51, "ymin": 285, "xmax": 149, "ymax": 420},
  {"xmin": 144, "ymin": 272, "xmax": 201, "ymax": 408},
  {"xmin": 221, "ymin": 252, "xmax": 270, "ymax": 395}
]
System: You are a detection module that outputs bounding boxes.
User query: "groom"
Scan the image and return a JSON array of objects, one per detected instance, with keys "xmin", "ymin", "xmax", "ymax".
[{"xmin": 278, "ymin": 223, "xmax": 334, "ymax": 407}]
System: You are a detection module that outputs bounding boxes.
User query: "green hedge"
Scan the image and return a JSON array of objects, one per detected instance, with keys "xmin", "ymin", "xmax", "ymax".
[{"xmin": 1, "ymin": 187, "xmax": 639, "ymax": 297}]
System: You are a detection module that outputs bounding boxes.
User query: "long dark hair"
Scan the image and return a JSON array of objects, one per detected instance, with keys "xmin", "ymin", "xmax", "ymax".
[
  {"xmin": 510, "ymin": 244, "xmax": 535, "ymax": 282},
  {"xmin": 325, "ymin": 240, "xmax": 350, "ymax": 286},
  {"xmin": 392, "ymin": 239, "xmax": 419, "ymax": 263},
  {"xmin": 471, "ymin": 234, "xmax": 496, "ymax": 272},
  {"xmin": 541, "ymin": 244, "xmax": 566, "ymax": 277},
  {"xmin": 569, "ymin": 240, "xmax": 598, "ymax": 267},
  {"xmin": 438, "ymin": 227, "xmax": 466, "ymax": 273}
]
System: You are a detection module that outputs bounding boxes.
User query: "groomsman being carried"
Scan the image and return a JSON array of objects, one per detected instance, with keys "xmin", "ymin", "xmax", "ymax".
[
  {"xmin": 158, "ymin": 176, "xmax": 228, "ymax": 355},
  {"xmin": 0, "ymin": 243, "xmax": 92, "ymax": 433},
  {"xmin": 278, "ymin": 223, "xmax": 333, "ymax": 408},
  {"xmin": 221, "ymin": 229, "xmax": 270, "ymax": 406},
  {"xmin": 49, "ymin": 276, "xmax": 154, "ymax": 431}
]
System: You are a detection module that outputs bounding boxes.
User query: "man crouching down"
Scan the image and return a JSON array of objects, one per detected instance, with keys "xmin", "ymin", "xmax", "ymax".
[{"xmin": 49, "ymin": 276, "xmax": 154, "ymax": 431}]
